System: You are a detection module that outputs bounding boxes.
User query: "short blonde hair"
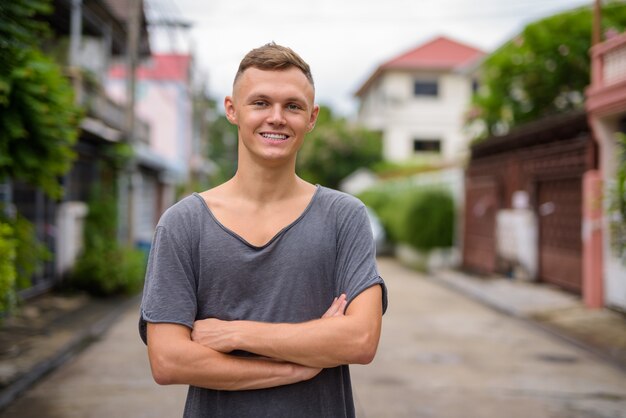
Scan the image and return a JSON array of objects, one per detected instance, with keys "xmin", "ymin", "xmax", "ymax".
[{"xmin": 234, "ymin": 42, "xmax": 314, "ymax": 88}]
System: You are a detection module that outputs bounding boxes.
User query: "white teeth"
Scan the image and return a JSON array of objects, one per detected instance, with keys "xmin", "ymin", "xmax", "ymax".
[{"xmin": 262, "ymin": 133, "xmax": 288, "ymax": 140}]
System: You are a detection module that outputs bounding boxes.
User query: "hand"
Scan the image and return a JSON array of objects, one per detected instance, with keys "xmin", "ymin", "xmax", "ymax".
[
  {"xmin": 322, "ymin": 294, "xmax": 347, "ymax": 318},
  {"xmin": 191, "ymin": 318, "xmax": 236, "ymax": 353},
  {"xmin": 192, "ymin": 294, "xmax": 347, "ymax": 353}
]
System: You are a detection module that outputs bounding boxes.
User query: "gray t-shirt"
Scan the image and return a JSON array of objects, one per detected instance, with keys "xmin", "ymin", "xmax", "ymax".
[{"xmin": 140, "ymin": 185, "xmax": 388, "ymax": 418}]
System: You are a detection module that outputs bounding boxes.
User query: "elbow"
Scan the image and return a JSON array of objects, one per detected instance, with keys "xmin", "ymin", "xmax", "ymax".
[
  {"xmin": 351, "ymin": 332, "xmax": 379, "ymax": 365},
  {"xmin": 149, "ymin": 351, "xmax": 177, "ymax": 386},
  {"xmin": 353, "ymin": 346, "xmax": 377, "ymax": 365}
]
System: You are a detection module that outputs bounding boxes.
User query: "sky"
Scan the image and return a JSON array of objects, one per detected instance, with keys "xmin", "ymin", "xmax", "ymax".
[{"xmin": 146, "ymin": 0, "xmax": 592, "ymax": 117}]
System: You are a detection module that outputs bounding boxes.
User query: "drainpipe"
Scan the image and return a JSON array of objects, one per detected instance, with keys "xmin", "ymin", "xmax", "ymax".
[
  {"xmin": 69, "ymin": 0, "xmax": 82, "ymax": 67},
  {"xmin": 592, "ymin": 0, "xmax": 602, "ymax": 47},
  {"xmin": 124, "ymin": 0, "xmax": 141, "ymax": 247}
]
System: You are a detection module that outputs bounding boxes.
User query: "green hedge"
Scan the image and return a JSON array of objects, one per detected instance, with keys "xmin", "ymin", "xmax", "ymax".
[
  {"xmin": 69, "ymin": 187, "xmax": 146, "ymax": 296},
  {"xmin": 71, "ymin": 245, "xmax": 146, "ymax": 296},
  {"xmin": 359, "ymin": 186, "xmax": 455, "ymax": 252}
]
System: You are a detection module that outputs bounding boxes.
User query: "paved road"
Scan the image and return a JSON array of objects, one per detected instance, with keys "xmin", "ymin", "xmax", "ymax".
[
  {"xmin": 352, "ymin": 258, "xmax": 626, "ymax": 418},
  {"xmin": 4, "ymin": 257, "xmax": 626, "ymax": 417}
]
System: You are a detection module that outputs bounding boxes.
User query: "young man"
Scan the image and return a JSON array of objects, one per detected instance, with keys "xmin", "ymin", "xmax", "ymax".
[{"xmin": 140, "ymin": 43, "xmax": 387, "ymax": 418}]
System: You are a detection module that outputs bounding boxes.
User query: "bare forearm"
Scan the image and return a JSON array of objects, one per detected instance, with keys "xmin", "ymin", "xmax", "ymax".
[
  {"xmin": 232, "ymin": 316, "xmax": 377, "ymax": 368},
  {"xmin": 147, "ymin": 324, "xmax": 319, "ymax": 390},
  {"xmin": 195, "ymin": 287, "xmax": 383, "ymax": 368}
]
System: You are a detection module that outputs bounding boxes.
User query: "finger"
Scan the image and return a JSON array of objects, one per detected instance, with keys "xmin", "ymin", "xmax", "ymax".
[
  {"xmin": 338, "ymin": 297, "xmax": 347, "ymax": 315},
  {"xmin": 332, "ymin": 294, "xmax": 347, "ymax": 317},
  {"xmin": 323, "ymin": 295, "xmax": 346, "ymax": 318},
  {"xmin": 327, "ymin": 294, "xmax": 348, "ymax": 317},
  {"xmin": 322, "ymin": 297, "xmax": 339, "ymax": 318}
]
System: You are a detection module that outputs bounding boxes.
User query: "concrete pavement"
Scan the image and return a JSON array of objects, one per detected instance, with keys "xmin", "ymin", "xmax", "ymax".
[
  {"xmin": 2, "ymin": 257, "xmax": 626, "ymax": 417},
  {"xmin": 352, "ymin": 258, "xmax": 626, "ymax": 418},
  {"xmin": 1, "ymin": 295, "xmax": 187, "ymax": 417}
]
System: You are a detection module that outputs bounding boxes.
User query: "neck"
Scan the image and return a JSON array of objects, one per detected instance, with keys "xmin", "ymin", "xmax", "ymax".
[{"xmin": 230, "ymin": 154, "xmax": 305, "ymax": 203}]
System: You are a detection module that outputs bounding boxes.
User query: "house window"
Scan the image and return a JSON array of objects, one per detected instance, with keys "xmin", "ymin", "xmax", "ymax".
[
  {"xmin": 413, "ymin": 139, "xmax": 441, "ymax": 153},
  {"xmin": 472, "ymin": 80, "xmax": 480, "ymax": 93},
  {"xmin": 413, "ymin": 80, "xmax": 438, "ymax": 97}
]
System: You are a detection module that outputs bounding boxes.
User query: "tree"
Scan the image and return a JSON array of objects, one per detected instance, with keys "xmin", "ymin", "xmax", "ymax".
[
  {"xmin": 297, "ymin": 106, "xmax": 382, "ymax": 189},
  {"xmin": 206, "ymin": 100, "xmax": 239, "ymax": 186},
  {"xmin": 468, "ymin": 2, "xmax": 626, "ymax": 139},
  {"xmin": 0, "ymin": 0, "xmax": 81, "ymax": 198}
]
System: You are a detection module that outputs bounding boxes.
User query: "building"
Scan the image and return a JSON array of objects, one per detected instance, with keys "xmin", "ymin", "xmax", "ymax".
[
  {"xmin": 463, "ymin": 111, "xmax": 600, "ymax": 303},
  {"xmin": 107, "ymin": 53, "xmax": 202, "ymax": 245},
  {"xmin": 355, "ymin": 36, "xmax": 485, "ymax": 163},
  {"xmin": 4, "ymin": 0, "xmax": 158, "ymax": 297},
  {"xmin": 586, "ymin": 31, "xmax": 626, "ymax": 311}
]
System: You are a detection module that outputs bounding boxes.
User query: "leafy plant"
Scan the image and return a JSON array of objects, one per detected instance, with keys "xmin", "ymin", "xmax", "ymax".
[
  {"xmin": 0, "ymin": 222, "xmax": 17, "ymax": 314},
  {"xmin": 359, "ymin": 186, "xmax": 455, "ymax": 252},
  {"xmin": 0, "ymin": 0, "xmax": 82, "ymax": 198},
  {"xmin": 12, "ymin": 214, "xmax": 51, "ymax": 290},
  {"xmin": 609, "ymin": 133, "xmax": 626, "ymax": 263},
  {"xmin": 70, "ymin": 186, "xmax": 146, "ymax": 296}
]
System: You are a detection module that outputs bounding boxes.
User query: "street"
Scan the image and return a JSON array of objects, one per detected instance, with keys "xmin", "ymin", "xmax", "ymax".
[{"xmin": 4, "ymin": 257, "xmax": 626, "ymax": 418}]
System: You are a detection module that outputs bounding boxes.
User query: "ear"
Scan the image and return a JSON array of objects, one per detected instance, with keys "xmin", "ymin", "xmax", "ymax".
[
  {"xmin": 224, "ymin": 96, "xmax": 237, "ymax": 125},
  {"xmin": 307, "ymin": 104, "xmax": 320, "ymax": 132}
]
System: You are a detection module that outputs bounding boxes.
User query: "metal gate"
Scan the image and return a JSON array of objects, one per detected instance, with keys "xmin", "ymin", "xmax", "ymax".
[
  {"xmin": 537, "ymin": 178, "xmax": 582, "ymax": 293},
  {"xmin": 463, "ymin": 177, "xmax": 499, "ymax": 273}
]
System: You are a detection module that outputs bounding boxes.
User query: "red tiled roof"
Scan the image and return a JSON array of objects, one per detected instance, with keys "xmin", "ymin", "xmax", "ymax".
[
  {"xmin": 109, "ymin": 54, "xmax": 192, "ymax": 82},
  {"xmin": 383, "ymin": 36, "xmax": 484, "ymax": 70},
  {"xmin": 355, "ymin": 36, "xmax": 485, "ymax": 97}
]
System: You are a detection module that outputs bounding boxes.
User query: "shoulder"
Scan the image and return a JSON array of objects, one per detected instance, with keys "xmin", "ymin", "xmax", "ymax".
[
  {"xmin": 317, "ymin": 186, "xmax": 366, "ymax": 212},
  {"xmin": 316, "ymin": 187, "xmax": 369, "ymax": 227},
  {"xmin": 157, "ymin": 194, "xmax": 205, "ymax": 235}
]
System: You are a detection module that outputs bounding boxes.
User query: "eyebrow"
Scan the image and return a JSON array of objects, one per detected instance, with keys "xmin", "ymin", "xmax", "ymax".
[
  {"xmin": 248, "ymin": 93, "xmax": 309, "ymax": 108},
  {"xmin": 248, "ymin": 93, "xmax": 308, "ymax": 104}
]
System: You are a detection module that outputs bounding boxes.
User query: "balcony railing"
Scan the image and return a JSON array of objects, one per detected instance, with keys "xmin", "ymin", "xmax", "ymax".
[
  {"xmin": 591, "ymin": 32, "xmax": 626, "ymax": 89},
  {"xmin": 587, "ymin": 32, "xmax": 626, "ymax": 116}
]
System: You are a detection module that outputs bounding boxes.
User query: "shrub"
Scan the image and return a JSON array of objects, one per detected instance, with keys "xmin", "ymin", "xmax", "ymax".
[
  {"xmin": 71, "ymin": 245, "xmax": 146, "ymax": 297},
  {"xmin": 398, "ymin": 189, "xmax": 455, "ymax": 251},
  {"xmin": 0, "ymin": 222, "xmax": 17, "ymax": 314},
  {"xmin": 13, "ymin": 214, "xmax": 51, "ymax": 290},
  {"xmin": 359, "ymin": 186, "xmax": 455, "ymax": 252},
  {"xmin": 69, "ymin": 187, "xmax": 146, "ymax": 296}
]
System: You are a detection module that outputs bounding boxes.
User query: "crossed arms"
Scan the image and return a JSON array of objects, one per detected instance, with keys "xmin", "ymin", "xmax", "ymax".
[{"xmin": 146, "ymin": 285, "xmax": 383, "ymax": 391}]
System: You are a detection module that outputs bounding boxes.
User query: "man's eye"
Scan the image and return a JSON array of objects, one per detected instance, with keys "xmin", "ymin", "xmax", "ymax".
[
  {"xmin": 253, "ymin": 101, "xmax": 267, "ymax": 107},
  {"xmin": 287, "ymin": 104, "xmax": 302, "ymax": 111}
]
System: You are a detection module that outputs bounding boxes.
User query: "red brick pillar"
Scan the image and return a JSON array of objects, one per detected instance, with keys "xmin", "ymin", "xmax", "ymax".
[{"xmin": 582, "ymin": 170, "xmax": 604, "ymax": 308}]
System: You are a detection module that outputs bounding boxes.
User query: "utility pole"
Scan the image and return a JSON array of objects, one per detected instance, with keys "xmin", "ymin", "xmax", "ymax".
[
  {"xmin": 125, "ymin": 0, "xmax": 142, "ymax": 246},
  {"xmin": 593, "ymin": 0, "xmax": 602, "ymax": 46}
]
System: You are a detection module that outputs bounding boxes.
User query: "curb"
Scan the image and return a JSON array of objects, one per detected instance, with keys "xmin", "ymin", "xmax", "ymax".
[{"xmin": 0, "ymin": 294, "xmax": 141, "ymax": 411}]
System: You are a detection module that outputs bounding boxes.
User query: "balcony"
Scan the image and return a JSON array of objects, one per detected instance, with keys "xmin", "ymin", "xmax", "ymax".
[
  {"xmin": 586, "ymin": 32, "xmax": 626, "ymax": 117},
  {"xmin": 67, "ymin": 68, "xmax": 150, "ymax": 144}
]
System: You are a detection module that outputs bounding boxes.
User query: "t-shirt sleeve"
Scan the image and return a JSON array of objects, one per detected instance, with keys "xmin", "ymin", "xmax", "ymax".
[
  {"xmin": 334, "ymin": 201, "xmax": 388, "ymax": 314},
  {"xmin": 138, "ymin": 225, "xmax": 198, "ymax": 345}
]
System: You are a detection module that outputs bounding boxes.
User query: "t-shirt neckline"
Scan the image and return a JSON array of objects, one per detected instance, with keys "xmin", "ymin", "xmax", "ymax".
[{"xmin": 192, "ymin": 185, "xmax": 322, "ymax": 250}]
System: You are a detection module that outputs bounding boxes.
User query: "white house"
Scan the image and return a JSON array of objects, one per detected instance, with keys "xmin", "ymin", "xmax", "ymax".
[{"xmin": 355, "ymin": 36, "xmax": 485, "ymax": 163}]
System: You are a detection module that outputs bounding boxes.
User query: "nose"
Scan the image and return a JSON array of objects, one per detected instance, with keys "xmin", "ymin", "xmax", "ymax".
[{"xmin": 267, "ymin": 104, "xmax": 286, "ymax": 125}]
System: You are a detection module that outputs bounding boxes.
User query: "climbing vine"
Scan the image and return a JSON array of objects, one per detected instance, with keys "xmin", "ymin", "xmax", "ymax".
[{"xmin": 610, "ymin": 133, "xmax": 626, "ymax": 263}]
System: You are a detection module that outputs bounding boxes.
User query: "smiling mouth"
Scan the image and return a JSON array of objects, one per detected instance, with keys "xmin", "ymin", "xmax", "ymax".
[{"xmin": 261, "ymin": 133, "xmax": 289, "ymax": 141}]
